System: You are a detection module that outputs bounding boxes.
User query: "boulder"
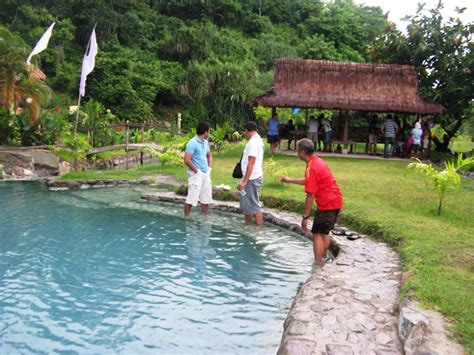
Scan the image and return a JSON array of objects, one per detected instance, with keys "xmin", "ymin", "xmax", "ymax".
[
  {"xmin": 398, "ymin": 300, "xmax": 464, "ymax": 355},
  {"xmin": 23, "ymin": 149, "xmax": 59, "ymax": 170},
  {"xmin": 0, "ymin": 151, "xmax": 36, "ymax": 180}
]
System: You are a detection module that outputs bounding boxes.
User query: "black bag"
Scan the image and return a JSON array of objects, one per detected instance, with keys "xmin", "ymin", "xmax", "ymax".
[{"xmin": 232, "ymin": 156, "xmax": 243, "ymax": 179}]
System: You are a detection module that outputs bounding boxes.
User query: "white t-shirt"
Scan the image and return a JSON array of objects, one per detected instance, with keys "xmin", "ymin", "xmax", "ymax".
[
  {"xmin": 307, "ymin": 119, "xmax": 319, "ymax": 132},
  {"xmin": 241, "ymin": 133, "xmax": 264, "ymax": 180}
]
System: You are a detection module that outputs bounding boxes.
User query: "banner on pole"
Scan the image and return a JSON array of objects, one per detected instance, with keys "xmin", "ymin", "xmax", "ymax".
[
  {"xmin": 79, "ymin": 28, "xmax": 98, "ymax": 97},
  {"xmin": 26, "ymin": 23, "xmax": 55, "ymax": 65}
]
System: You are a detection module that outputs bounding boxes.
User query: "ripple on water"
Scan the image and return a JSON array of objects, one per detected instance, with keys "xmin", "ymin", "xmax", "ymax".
[{"xmin": 0, "ymin": 182, "xmax": 313, "ymax": 353}]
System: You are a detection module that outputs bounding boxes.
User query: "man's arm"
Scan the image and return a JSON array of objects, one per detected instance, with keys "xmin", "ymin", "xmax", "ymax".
[
  {"xmin": 237, "ymin": 156, "xmax": 256, "ymax": 190},
  {"xmin": 207, "ymin": 151, "xmax": 213, "ymax": 169},
  {"xmin": 280, "ymin": 176, "xmax": 305, "ymax": 185},
  {"xmin": 184, "ymin": 152, "xmax": 199, "ymax": 173},
  {"xmin": 301, "ymin": 192, "xmax": 315, "ymax": 232}
]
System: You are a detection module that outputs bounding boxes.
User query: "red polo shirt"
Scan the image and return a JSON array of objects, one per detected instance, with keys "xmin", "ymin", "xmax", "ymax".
[{"xmin": 305, "ymin": 156, "xmax": 343, "ymax": 210}]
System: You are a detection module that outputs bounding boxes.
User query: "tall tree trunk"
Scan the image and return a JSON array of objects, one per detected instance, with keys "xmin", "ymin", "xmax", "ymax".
[{"xmin": 433, "ymin": 116, "xmax": 464, "ymax": 152}]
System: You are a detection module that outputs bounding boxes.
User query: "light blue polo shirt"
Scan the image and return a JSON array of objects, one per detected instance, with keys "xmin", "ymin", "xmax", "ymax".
[{"xmin": 185, "ymin": 136, "xmax": 210, "ymax": 173}]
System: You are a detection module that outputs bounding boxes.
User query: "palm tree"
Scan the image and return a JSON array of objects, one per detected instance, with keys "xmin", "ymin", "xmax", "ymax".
[{"xmin": 0, "ymin": 26, "xmax": 51, "ymax": 125}]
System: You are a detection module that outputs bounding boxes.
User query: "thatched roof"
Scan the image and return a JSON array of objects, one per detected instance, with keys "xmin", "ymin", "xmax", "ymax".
[{"xmin": 254, "ymin": 59, "xmax": 444, "ymax": 114}]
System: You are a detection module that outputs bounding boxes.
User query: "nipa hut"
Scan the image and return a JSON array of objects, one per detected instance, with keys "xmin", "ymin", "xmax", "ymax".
[{"xmin": 254, "ymin": 59, "xmax": 444, "ymax": 147}]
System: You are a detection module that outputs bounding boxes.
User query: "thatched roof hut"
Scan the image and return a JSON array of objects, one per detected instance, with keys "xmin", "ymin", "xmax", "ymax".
[{"xmin": 254, "ymin": 59, "xmax": 443, "ymax": 115}]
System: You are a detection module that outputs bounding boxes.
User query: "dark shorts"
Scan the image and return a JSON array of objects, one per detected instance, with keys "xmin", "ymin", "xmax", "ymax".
[
  {"xmin": 324, "ymin": 131, "xmax": 333, "ymax": 144},
  {"xmin": 311, "ymin": 209, "xmax": 340, "ymax": 234},
  {"xmin": 267, "ymin": 135, "xmax": 279, "ymax": 144}
]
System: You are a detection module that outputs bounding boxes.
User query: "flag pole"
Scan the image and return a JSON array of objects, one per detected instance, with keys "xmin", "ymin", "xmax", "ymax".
[
  {"xmin": 74, "ymin": 24, "xmax": 96, "ymax": 136},
  {"xmin": 74, "ymin": 95, "xmax": 82, "ymax": 136}
]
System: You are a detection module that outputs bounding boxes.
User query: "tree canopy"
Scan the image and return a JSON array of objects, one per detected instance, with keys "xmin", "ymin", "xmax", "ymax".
[
  {"xmin": 0, "ymin": 0, "xmax": 472, "ymax": 149},
  {"xmin": 1, "ymin": 0, "xmax": 388, "ymax": 129},
  {"xmin": 371, "ymin": 2, "xmax": 473, "ymax": 150}
]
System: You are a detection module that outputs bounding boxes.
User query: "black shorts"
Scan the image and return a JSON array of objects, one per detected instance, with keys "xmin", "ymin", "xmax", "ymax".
[
  {"xmin": 311, "ymin": 209, "xmax": 340, "ymax": 234},
  {"xmin": 267, "ymin": 135, "xmax": 279, "ymax": 144}
]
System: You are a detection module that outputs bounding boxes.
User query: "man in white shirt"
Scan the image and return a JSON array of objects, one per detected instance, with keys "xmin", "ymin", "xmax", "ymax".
[
  {"xmin": 307, "ymin": 115, "xmax": 320, "ymax": 150},
  {"xmin": 321, "ymin": 117, "xmax": 333, "ymax": 152},
  {"xmin": 237, "ymin": 121, "xmax": 265, "ymax": 226}
]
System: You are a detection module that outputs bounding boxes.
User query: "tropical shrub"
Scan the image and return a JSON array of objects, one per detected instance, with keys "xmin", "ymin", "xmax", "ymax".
[
  {"xmin": 263, "ymin": 158, "xmax": 296, "ymax": 185},
  {"xmin": 406, "ymin": 154, "xmax": 474, "ymax": 215},
  {"xmin": 58, "ymin": 133, "xmax": 92, "ymax": 171}
]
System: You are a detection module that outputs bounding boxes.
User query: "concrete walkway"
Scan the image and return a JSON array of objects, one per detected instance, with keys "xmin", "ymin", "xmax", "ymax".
[{"xmin": 142, "ymin": 191, "xmax": 402, "ymax": 354}]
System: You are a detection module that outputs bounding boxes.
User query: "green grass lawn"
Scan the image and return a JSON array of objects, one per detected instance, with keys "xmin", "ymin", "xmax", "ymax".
[{"xmin": 62, "ymin": 143, "xmax": 474, "ymax": 351}]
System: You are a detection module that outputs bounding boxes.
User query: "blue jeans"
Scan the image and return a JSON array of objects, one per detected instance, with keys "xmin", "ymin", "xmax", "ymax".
[{"xmin": 384, "ymin": 137, "xmax": 396, "ymax": 157}]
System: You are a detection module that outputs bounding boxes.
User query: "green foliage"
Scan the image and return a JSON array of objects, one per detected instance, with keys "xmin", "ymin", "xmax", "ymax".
[
  {"xmin": 142, "ymin": 145, "xmax": 184, "ymax": 168},
  {"xmin": 263, "ymin": 157, "xmax": 296, "ymax": 185},
  {"xmin": 58, "ymin": 132, "xmax": 91, "ymax": 170},
  {"xmin": 156, "ymin": 150, "xmax": 184, "ymax": 168},
  {"xmin": 1, "ymin": 0, "xmax": 389, "ymax": 142},
  {"xmin": 0, "ymin": 26, "xmax": 51, "ymax": 125},
  {"xmin": 406, "ymin": 155, "xmax": 474, "ymax": 215},
  {"xmin": 371, "ymin": 3, "xmax": 473, "ymax": 150}
]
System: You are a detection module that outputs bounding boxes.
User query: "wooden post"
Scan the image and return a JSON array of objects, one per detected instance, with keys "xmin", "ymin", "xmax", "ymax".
[
  {"xmin": 140, "ymin": 124, "xmax": 145, "ymax": 165},
  {"xmin": 343, "ymin": 110, "xmax": 349, "ymax": 154},
  {"xmin": 125, "ymin": 123, "xmax": 129, "ymax": 170}
]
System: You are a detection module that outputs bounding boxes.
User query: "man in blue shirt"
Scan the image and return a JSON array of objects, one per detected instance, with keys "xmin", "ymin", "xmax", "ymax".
[
  {"xmin": 184, "ymin": 121, "xmax": 213, "ymax": 216},
  {"xmin": 265, "ymin": 113, "xmax": 280, "ymax": 154}
]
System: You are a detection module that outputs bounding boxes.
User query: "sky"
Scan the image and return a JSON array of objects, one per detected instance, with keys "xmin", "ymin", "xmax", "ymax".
[{"xmin": 353, "ymin": 0, "xmax": 473, "ymax": 29}]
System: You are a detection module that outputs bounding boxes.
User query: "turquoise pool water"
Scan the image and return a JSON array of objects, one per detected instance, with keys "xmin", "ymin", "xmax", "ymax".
[{"xmin": 0, "ymin": 182, "xmax": 313, "ymax": 354}]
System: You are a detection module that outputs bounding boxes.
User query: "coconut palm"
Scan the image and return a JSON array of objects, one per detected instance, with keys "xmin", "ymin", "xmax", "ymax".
[{"xmin": 0, "ymin": 26, "xmax": 51, "ymax": 124}]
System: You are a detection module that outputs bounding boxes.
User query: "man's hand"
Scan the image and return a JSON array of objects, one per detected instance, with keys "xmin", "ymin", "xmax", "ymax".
[
  {"xmin": 237, "ymin": 180, "xmax": 247, "ymax": 191},
  {"xmin": 280, "ymin": 176, "xmax": 290, "ymax": 184},
  {"xmin": 301, "ymin": 218, "xmax": 308, "ymax": 233}
]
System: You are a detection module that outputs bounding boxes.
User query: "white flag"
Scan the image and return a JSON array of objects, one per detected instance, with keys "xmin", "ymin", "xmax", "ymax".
[
  {"xmin": 79, "ymin": 28, "xmax": 98, "ymax": 97},
  {"xmin": 26, "ymin": 23, "xmax": 55, "ymax": 65}
]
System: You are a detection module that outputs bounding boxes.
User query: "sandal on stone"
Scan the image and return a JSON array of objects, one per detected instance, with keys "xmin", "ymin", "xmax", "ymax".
[
  {"xmin": 346, "ymin": 232, "xmax": 361, "ymax": 241},
  {"xmin": 331, "ymin": 229, "xmax": 347, "ymax": 236}
]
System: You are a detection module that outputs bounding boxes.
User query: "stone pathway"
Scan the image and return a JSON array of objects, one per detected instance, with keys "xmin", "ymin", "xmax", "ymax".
[
  {"xmin": 142, "ymin": 191, "xmax": 402, "ymax": 354},
  {"xmin": 279, "ymin": 233, "xmax": 402, "ymax": 355}
]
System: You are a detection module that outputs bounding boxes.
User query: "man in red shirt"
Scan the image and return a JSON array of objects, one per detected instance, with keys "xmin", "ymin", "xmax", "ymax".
[{"xmin": 280, "ymin": 138, "xmax": 343, "ymax": 264}]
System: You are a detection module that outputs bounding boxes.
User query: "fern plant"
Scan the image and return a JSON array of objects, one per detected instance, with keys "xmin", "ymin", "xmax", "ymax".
[{"xmin": 406, "ymin": 154, "xmax": 474, "ymax": 215}]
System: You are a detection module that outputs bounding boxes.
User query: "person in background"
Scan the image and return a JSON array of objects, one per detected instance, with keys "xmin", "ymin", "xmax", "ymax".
[
  {"xmin": 410, "ymin": 122, "xmax": 423, "ymax": 158},
  {"xmin": 307, "ymin": 115, "xmax": 320, "ymax": 151},
  {"xmin": 237, "ymin": 121, "xmax": 265, "ymax": 226},
  {"xmin": 321, "ymin": 117, "xmax": 333, "ymax": 152},
  {"xmin": 183, "ymin": 121, "xmax": 213, "ymax": 217},
  {"xmin": 282, "ymin": 119, "xmax": 296, "ymax": 150},
  {"xmin": 368, "ymin": 114, "xmax": 378, "ymax": 155},
  {"xmin": 280, "ymin": 139, "xmax": 343, "ymax": 265},
  {"xmin": 422, "ymin": 122, "xmax": 431, "ymax": 160},
  {"xmin": 394, "ymin": 115, "xmax": 403, "ymax": 156},
  {"xmin": 265, "ymin": 113, "xmax": 280, "ymax": 154},
  {"xmin": 317, "ymin": 115, "xmax": 324, "ymax": 151},
  {"xmin": 381, "ymin": 114, "xmax": 399, "ymax": 158}
]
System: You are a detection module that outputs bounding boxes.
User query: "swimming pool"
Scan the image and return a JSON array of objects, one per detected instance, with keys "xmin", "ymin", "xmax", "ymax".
[{"xmin": 0, "ymin": 182, "xmax": 313, "ymax": 353}]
